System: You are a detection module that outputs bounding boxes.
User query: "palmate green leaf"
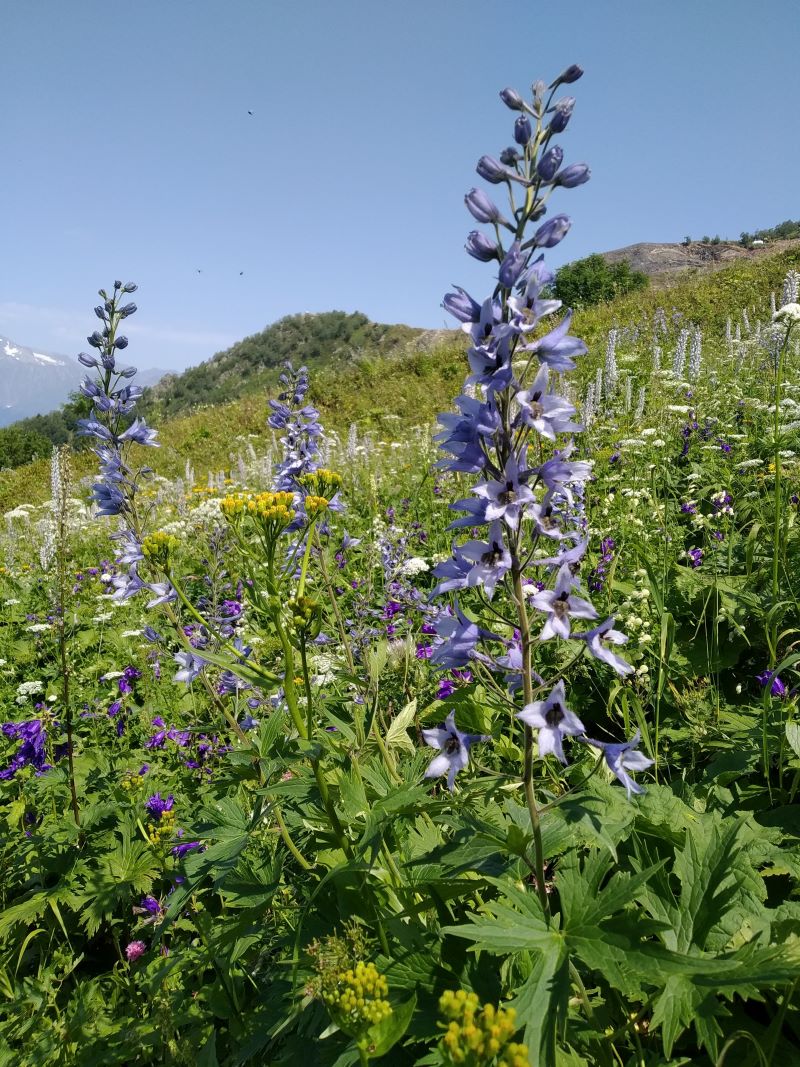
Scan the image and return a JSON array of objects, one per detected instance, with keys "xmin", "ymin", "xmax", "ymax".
[
  {"xmin": 650, "ymin": 975, "xmax": 704, "ymax": 1059},
  {"xmin": 76, "ymin": 830, "xmax": 160, "ymax": 936},
  {"xmin": 509, "ymin": 942, "xmax": 569, "ymax": 1064},
  {"xmin": 0, "ymin": 889, "xmax": 71, "ymax": 939}
]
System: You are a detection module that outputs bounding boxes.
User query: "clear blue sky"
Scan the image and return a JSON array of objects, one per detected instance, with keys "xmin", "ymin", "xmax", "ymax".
[{"xmin": 2, "ymin": 0, "xmax": 798, "ymax": 371}]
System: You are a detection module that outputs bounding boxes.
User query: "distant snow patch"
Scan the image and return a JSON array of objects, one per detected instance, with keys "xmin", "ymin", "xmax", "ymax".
[
  {"xmin": 33, "ymin": 352, "xmax": 64, "ymax": 365},
  {"xmin": 4, "ymin": 343, "xmax": 20, "ymax": 357}
]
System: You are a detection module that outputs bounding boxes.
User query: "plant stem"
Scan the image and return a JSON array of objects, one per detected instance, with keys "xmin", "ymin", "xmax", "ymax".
[{"xmin": 513, "ymin": 571, "xmax": 549, "ymax": 917}]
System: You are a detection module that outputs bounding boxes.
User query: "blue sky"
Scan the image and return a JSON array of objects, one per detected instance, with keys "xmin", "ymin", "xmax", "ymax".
[{"xmin": 2, "ymin": 0, "xmax": 798, "ymax": 371}]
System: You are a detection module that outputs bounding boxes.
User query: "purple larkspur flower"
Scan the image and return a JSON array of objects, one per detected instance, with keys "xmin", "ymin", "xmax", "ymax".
[
  {"xmin": 530, "ymin": 564, "xmax": 597, "ymax": 640},
  {"xmin": 583, "ymin": 730, "xmax": 653, "ymax": 798},
  {"xmin": 573, "ymin": 617, "xmax": 632, "ymax": 676},
  {"xmin": 422, "ymin": 710, "xmax": 490, "ymax": 791},
  {"xmin": 0, "ymin": 719, "xmax": 48, "ymax": 781},
  {"xmin": 517, "ymin": 680, "xmax": 584, "ymax": 764}
]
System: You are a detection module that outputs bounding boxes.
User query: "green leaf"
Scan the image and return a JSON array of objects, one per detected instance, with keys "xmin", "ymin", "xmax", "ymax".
[
  {"xmin": 384, "ymin": 699, "xmax": 417, "ymax": 755},
  {"xmin": 650, "ymin": 975, "xmax": 701, "ymax": 1057},
  {"xmin": 785, "ymin": 720, "xmax": 800, "ymax": 759},
  {"xmin": 509, "ymin": 941, "xmax": 569, "ymax": 1065},
  {"xmin": 364, "ymin": 992, "xmax": 416, "ymax": 1058}
]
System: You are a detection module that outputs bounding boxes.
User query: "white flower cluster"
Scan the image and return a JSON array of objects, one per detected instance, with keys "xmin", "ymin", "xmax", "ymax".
[
  {"xmin": 16, "ymin": 680, "xmax": 44, "ymax": 703},
  {"xmin": 400, "ymin": 556, "xmax": 429, "ymax": 577},
  {"xmin": 773, "ymin": 302, "xmax": 800, "ymax": 326}
]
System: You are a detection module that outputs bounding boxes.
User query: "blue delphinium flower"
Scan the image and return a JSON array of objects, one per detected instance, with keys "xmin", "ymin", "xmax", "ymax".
[
  {"xmin": 423, "ymin": 68, "xmax": 641, "ymax": 800},
  {"xmin": 422, "ymin": 711, "xmax": 490, "ymax": 791},
  {"xmin": 583, "ymin": 731, "xmax": 654, "ymax": 798},
  {"xmin": 268, "ymin": 361, "xmax": 323, "ymax": 493},
  {"xmin": 0, "ymin": 719, "xmax": 49, "ymax": 780},
  {"xmin": 517, "ymin": 681, "xmax": 585, "ymax": 764}
]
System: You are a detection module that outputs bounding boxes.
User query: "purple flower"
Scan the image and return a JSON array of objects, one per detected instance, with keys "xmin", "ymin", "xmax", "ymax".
[
  {"xmin": 574, "ymin": 618, "xmax": 633, "ymax": 676},
  {"xmin": 537, "ymin": 145, "xmax": 564, "ymax": 181},
  {"xmin": 756, "ymin": 670, "xmax": 788, "ymax": 699},
  {"xmin": 472, "ymin": 453, "xmax": 535, "ymax": 531},
  {"xmin": 548, "ymin": 97, "xmax": 576, "ymax": 133},
  {"xmin": 173, "ymin": 651, "xmax": 208, "ymax": 684},
  {"xmin": 531, "ymin": 563, "xmax": 598, "ymax": 641},
  {"xmin": 554, "ymin": 163, "xmax": 591, "ymax": 188},
  {"xmin": 517, "ymin": 680, "xmax": 585, "ymax": 763},
  {"xmin": 687, "ymin": 547, "xmax": 703, "ymax": 568},
  {"xmin": 584, "ymin": 731, "xmax": 653, "ymax": 798},
  {"xmin": 514, "ymin": 363, "xmax": 581, "ymax": 440},
  {"xmin": 532, "ymin": 214, "xmax": 571, "ymax": 249},
  {"xmin": 145, "ymin": 793, "xmax": 174, "ymax": 820},
  {"xmin": 422, "ymin": 710, "xmax": 489, "ymax": 791},
  {"xmin": 465, "ymin": 188, "xmax": 509, "ymax": 227},
  {"xmin": 466, "ymin": 230, "xmax": 500, "ymax": 263},
  {"xmin": 171, "ymin": 841, "xmax": 203, "ymax": 858},
  {"xmin": 139, "ymin": 895, "xmax": 162, "ymax": 915},
  {"xmin": 0, "ymin": 719, "xmax": 48, "ymax": 781}
]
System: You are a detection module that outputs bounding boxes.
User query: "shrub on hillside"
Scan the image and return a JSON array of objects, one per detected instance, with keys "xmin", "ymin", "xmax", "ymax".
[{"xmin": 554, "ymin": 252, "xmax": 648, "ymax": 308}]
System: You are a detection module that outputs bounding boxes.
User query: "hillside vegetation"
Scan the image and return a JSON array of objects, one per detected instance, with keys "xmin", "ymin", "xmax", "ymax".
[{"xmin": 2, "ymin": 245, "xmax": 799, "ymax": 513}]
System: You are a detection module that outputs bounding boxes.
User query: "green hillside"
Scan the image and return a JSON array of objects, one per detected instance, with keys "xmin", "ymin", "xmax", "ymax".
[{"xmin": 2, "ymin": 245, "xmax": 799, "ymax": 513}]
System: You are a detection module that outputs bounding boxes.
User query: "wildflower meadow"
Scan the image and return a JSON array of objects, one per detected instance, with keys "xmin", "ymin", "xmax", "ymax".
[{"xmin": 2, "ymin": 66, "xmax": 800, "ymax": 1067}]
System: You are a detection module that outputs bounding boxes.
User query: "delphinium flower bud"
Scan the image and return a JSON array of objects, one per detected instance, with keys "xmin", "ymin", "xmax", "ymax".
[
  {"xmin": 499, "ymin": 86, "xmax": 524, "ymax": 110},
  {"xmin": 549, "ymin": 63, "xmax": 584, "ymax": 88},
  {"xmin": 499, "ymin": 147, "xmax": 521, "ymax": 166},
  {"xmin": 476, "ymin": 154, "xmax": 510, "ymax": 184},
  {"xmin": 537, "ymin": 145, "xmax": 564, "ymax": 180},
  {"xmin": 548, "ymin": 96, "xmax": 576, "ymax": 133},
  {"xmin": 554, "ymin": 162, "xmax": 591, "ymax": 187},
  {"xmin": 466, "ymin": 230, "xmax": 500, "ymax": 262},
  {"xmin": 532, "ymin": 213, "xmax": 571, "ymax": 248},
  {"xmin": 465, "ymin": 188, "xmax": 505, "ymax": 225},
  {"xmin": 514, "ymin": 115, "xmax": 532, "ymax": 145},
  {"xmin": 498, "ymin": 241, "xmax": 526, "ymax": 288}
]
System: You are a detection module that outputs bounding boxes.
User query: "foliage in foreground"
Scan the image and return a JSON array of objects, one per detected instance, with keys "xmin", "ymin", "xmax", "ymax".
[{"xmin": 2, "ymin": 68, "xmax": 800, "ymax": 1067}]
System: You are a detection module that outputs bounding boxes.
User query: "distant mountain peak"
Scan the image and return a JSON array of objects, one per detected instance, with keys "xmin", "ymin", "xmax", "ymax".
[{"xmin": 0, "ymin": 334, "xmax": 83, "ymax": 427}]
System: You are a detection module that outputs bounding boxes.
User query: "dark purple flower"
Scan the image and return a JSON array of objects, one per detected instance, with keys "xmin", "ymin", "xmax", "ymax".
[
  {"xmin": 499, "ymin": 87, "xmax": 524, "ymax": 111},
  {"xmin": 145, "ymin": 793, "xmax": 174, "ymax": 820},
  {"xmin": 171, "ymin": 841, "xmax": 203, "ymax": 858},
  {"xmin": 756, "ymin": 671, "xmax": 787, "ymax": 698},
  {"xmin": 537, "ymin": 145, "xmax": 564, "ymax": 181}
]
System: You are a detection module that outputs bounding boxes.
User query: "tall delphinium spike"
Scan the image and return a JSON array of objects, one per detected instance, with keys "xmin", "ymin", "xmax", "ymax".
[
  {"xmin": 429, "ymin": 68, "xmax": 641, "ymax": 829},
  {"xmin": 623, "ymin": 375, "xmax": 633, "ymax": 413},
  {"xmin": 771, "ymin": 292, "xmax": 777, "ymax": 315},
  {"xmin": 652, "ymin": 344, "xmax": 662, "ymax": 372},
  {"xmin": 594, "ymin": 366, "xmax": 604, "ymax": 405},
  {"xmin": 635, "ymin": 386, "xmax": 646, "ymax": 421},
  {"xmin": 743, "ymin": 307, "xmax": 751, "ymax": 335},
  {"xmin": 725, "ymin": 315, "xmax": 732, "ymax": 341},
  {"xmin": 77, "ymin": 282, "xmax": 164, "ymax": 605}
]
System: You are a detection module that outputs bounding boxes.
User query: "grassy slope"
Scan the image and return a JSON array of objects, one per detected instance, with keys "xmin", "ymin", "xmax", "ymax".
[{"xmin": 2, "ymin": 246, "xmax": 799, "ymax": 513}]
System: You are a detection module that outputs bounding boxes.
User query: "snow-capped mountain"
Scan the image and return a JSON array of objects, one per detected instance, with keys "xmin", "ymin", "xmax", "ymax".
[
  {"xmin": 0, "ymin": 335, "xmax": 166, "ymax": 427},
  {"xmin": 0, "ymin": 335, "xmax": 84, "ymax": 426}
]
